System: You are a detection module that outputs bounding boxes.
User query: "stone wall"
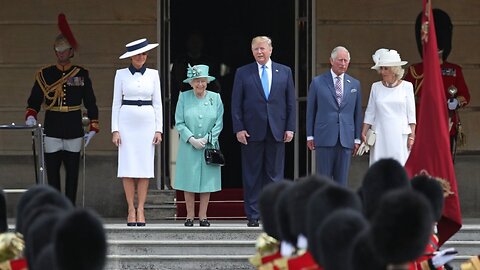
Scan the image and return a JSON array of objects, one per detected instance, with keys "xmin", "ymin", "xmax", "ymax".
[{"xmin": 0, "ymin": 0, "xmax": 158, "ymax": 153}]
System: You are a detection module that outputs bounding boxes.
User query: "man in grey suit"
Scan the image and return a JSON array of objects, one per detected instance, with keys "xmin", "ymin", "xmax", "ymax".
[
  {"xmin": 232, "ymin": 36, "xmax": 296, "ymax": 227},
  {"xmin": 306, "ymin": 46, "xmax": 362, "ymax": 186}
]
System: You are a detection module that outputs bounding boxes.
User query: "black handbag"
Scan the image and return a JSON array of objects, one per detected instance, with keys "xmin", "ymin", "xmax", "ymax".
[
  {"xmin": 205, "ymin": 148, "xmax": 225, "ymax": 166},
  {"xmin": 204, "ymin": 133, "xmax": 225, "ymax": 166}
]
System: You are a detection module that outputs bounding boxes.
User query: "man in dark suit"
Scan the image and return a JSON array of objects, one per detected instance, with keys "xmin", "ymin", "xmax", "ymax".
[
  {"xmin": 306, "ymin": 46, "xmax": 362, "ymax": 186},
  {"xmin": 232, "ymin": 36, "xmax": 296, "ymax": 227}
]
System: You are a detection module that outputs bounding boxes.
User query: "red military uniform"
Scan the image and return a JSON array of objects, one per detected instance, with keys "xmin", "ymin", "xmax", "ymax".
[
  {"xmin": 0, "ymin": 258, "xmax": 27, "ymax": 270},
  {"xmin": 408, "ymin": 234, "xmax": 445, "ymax": 270},
  {"xmin": 265, "ymin": 249, "xmax": 322, "ymax": 270},
  {"xmin": 284, "ymin": 250, "xmax": 322, "ymax": 270},
  {"xmin": 404, "ymin": 61, "xmax": 470, "ymax": 155}
]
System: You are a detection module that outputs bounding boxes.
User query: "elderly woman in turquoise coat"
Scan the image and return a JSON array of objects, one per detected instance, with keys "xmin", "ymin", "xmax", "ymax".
[{"xmin": 174, "ymin": 64, "xmax": 224, "ymax": 227}]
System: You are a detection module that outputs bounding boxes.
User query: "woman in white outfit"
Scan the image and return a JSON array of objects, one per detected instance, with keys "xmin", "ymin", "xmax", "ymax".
[
  {"xmin": 111, "ymin": 38, "xmax": 163, "ymax": 226},
  {"xmin": 361, "ymin": 49, "xmax": 416, "ymax": 166}
]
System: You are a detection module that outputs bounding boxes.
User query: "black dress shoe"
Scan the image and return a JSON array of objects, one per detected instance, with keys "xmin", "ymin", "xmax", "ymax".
[
  {"xmin": 247, "ymin": 219, "xmax": 259, "ymax": 227},
  {"xmin": 136, "ymin": 222, "xmax": 146, "ymax": 227},
  {"xmin": 199, "ymin": 219, "xmax": 210, "ymax": 227},
  {"xmin": 184, "ymin": 219, "xmax": 194, "ymax": 227},
  {"xmin": 127, "ymin": 222, "xmax": 137, "ymax": 227}
]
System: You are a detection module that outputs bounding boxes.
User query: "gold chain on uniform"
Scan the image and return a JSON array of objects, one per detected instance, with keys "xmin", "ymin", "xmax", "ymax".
[
  {"xmin": 35, "ymin": 67, "xmax": 80, "ymax": 110},
  {"xmin": 408, "ymin": 65, "xmax": 424, "ymax": 95}
]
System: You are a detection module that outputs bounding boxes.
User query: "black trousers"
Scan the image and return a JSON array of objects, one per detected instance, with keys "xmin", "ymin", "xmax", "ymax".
[{"xmin": 45, "ymin": 150, "xmax": 80, "ymax": 205}]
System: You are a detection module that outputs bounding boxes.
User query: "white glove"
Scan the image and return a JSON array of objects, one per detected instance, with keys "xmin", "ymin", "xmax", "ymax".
[
  {"xmin": 26, "ymin": 116, "xmax": 37, "ymax": 126},
  {"xmin": 448, "ymin": 98, "xmax": 459, "ymax": 110},
  {"xmin": 188, "ymin": 137, "xmax": 206, "ymax": 150},
  {"xmin": 199, "ymin": 137, "xmax": 208, "ymax": 145},
  {"xmin": 431, "ymin": 247, "xmax": 457, "ymax": 267},
  {"xmin": 357, "ymin": 142, "xmax": 370, "ymax": 156},
  {"xmin": 84, "ymin": 131, "xmax": 96, "ymax": 147}
]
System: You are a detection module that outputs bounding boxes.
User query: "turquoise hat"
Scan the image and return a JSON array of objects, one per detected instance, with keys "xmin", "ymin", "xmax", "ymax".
[{"xmin": 183, "ymin": 64, "xmax": 216, "ymax": 83}]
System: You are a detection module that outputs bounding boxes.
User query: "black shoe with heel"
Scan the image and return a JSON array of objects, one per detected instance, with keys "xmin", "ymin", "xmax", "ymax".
[
  {"xmin": 136, "ymin": 208, "xmax": 146, "ymax": 226},
  {"xmin": 127, "ymin": 209, "xmax": 136, "ymax": 227}
]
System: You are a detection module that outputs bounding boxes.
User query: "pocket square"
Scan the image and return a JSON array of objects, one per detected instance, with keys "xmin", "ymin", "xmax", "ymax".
[{"xmin": 351, "ymin": 88, "xmax": 357, "ymax": 93}]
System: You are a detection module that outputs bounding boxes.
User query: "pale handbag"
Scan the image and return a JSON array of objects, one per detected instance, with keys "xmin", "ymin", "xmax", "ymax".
[
  {"xmin": 357, "ymin": 129, "xmax": 375, "ymax": 156},
  {"xmin": 366, "ymin": 129, "xmax": 376, "ymax": 146}
]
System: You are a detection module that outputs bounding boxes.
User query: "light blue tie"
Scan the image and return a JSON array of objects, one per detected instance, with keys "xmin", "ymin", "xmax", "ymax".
[{"xmin": 261, "ymin": 65, "xmax": 269, "ymax": 99}]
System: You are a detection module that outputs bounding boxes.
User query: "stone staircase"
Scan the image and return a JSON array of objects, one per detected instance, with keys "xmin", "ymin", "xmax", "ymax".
[
  {"xmin": 144, "ymin": 190, "xmax": 177, "ymax": 220},
  {"xmin": 103, "ymin": 221, "xmax": 480, "ymax": 270},
  {"xmin": 444, "ymin": 222, "xmax": 480, "ymax": 268},
  {"xmin": 104, "ymin": 222, "xmax": 259, "ymax": 270}
]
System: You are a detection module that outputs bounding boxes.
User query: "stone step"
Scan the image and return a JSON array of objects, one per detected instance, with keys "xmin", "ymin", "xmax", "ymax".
[
  {"xmin": 105, "ymin": 255, "xmax": 255, "ymax": 270},
  {"xmin": 102, "ymin": 222, "xmax": 480, "ymax": 270},
  {"xmin": 443, "ymin": 240, "xmax": 480, "ymax": 256},
  {"xmin": 104, "ymin": 222, "xmax": 259, "ymax": 269},
  {"xmin": 145, "ymin": 190, "xmax": 176, "ymax": 205},
  {"xmin": 447, "ymin": 224, "xmax": 480, "ymax": 241},
  {"xmin": 107, "ymin": 240, "xmax": 255, "ymax": 255},
  {"xmin": 451, "ymin": 256, "xmax": 476, "ymax": 269},
  {"xmin": 144, "ymin": 204, "xmax": 177, "ymax": 220},
  {"xmin": 105, "ymin": 224, "xmax": 262, "ymax": 241},
  {"xmin": 103, "ymin": 256, "xmax": 480, "ymax": 270}
]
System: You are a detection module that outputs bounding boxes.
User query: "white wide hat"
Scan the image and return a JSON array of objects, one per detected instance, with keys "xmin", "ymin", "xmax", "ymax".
[
  {"xmin": 119, "ymin": 38, "xmax": 159, "ymax": 59},
  {"xmin": 371, "ymin": 48, "xmax": 408, "ymax": 70}
]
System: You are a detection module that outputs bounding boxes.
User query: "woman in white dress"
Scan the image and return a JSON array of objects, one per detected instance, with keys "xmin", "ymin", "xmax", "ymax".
[
  {"xmin": 111, "ymin": 38, "xmax": 163, "ymax": 226},
  {"xmin": 362, "ymin": 49, "xmax": 416, "ymax": 166}
]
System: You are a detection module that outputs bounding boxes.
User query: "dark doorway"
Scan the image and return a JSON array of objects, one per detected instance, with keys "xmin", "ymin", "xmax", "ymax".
[{"xmin": 169, "ymin": 0, "xmax": 296, "ymax": 189}]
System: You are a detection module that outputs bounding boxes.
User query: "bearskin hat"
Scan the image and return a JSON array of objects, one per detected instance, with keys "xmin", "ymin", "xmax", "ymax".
[
  {"xmin": 351, "ymin": 230, "xmax": 386, "ymax": 270},
  {"xmin": 259, "ymin": 180, "xmax": 293, "ymax": 240},
  {"xmin": 25, "ymin": 210, "xmax": 65, "ymax": 267},
  {"xmin": 306, "ymin": 183, "xmax": 363, "ymax": 261},
  {"xmin": 286, "ymin": 175, "xmax": 331, "ymax": 240},
  {"xmin": 54, "ymin": 209, "xmax": 107, "ymax": 270},
  {"xmin": 33, "ymin": 243, "xmax": 58, "ymax": 270},
  {"xmin": 415, "ymin": 8, "xmax": 453, "ymax": 61},
  {"xmin": 16, "ymin": 185, "xmax": 72, "ymax": 235},
  {"xmin": 359, "ymin": 158, "xmax": 410, "ymax": 220},
  {"xmin": 315, "ymin": 209, "xmax": 369, "ymax": 270},
  {"xmin": 275, "ymin": 185, "xmax": 297, "ymax": 245},
  {"xmin": 0, "ymin": 188, "xmax": 7, "ymax": 233},
  {"xmin": 17, "ymin": 186, "xmax": 72, "ymax": 236},
  {"xmin": 411, "ymin": 175, "xmax": 444, "ymax": 221},
  {"xmin": 370, "ymin": 189, "xmax": 434, "ymax": 264}
]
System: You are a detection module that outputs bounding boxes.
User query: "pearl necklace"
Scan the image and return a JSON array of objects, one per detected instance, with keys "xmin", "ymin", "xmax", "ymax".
[{"xmin": 383, "ymin": 80, "xmax": 400, "ymax": 88}]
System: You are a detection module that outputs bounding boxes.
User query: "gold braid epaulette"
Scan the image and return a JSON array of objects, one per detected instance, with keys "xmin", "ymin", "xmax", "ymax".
[
  {"xmin": 0, "ymin": 232, "xmax": 24, "ymax": 263},
  {"xmin": 408, "ymin": 65, "xmax": 424, "ymax": 95},
  {"xmin": 255, "ymin": 233, "xmax": 279, "ymax": 255},
  {"xmin": 250, "ymin": 233, "xmax": 280, "ymax": 267},
  {"xmin": 461, "ymin": 256, "xmax": 480, "ymax": 270},
  {"xmin": 35, "ymin": 66, "xmax": 81, "ymax": 111}
]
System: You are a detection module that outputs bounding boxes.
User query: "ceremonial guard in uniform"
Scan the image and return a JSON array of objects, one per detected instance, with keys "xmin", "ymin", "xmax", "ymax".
[
  {"xmin": 25, "ymin": 14, "xmax": 99, "ymax": 205},
  {"xmin": 404, "ymin": 9, "xmax": 470, "ymax": 159}
]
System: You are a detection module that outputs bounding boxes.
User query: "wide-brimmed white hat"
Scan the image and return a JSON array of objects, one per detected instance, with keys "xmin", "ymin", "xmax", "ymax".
[
  {"xmin": 119, "ymin": 38, "xmax": 159, "ymax": 59},
  {"xmin": 371, "ymin": 48, "xmax": 408, "ymax": 70}
]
